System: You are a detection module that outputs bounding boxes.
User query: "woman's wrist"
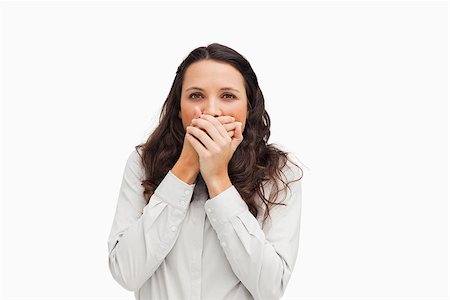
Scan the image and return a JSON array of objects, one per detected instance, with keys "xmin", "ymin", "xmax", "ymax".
[{"xmin": 172, "ymin": 158, "xmax": 199, "ymax": 185}]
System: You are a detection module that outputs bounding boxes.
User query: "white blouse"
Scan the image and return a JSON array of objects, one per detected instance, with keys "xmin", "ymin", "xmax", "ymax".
[{"xmin": 107, "ymin": 148, "xmax": 303, "ymax": 300}]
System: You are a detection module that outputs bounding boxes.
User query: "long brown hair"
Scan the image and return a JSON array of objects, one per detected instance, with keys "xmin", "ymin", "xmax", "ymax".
[{"xmin": 135, "ymin": 43, "xmax": 303, "ymax": 227}]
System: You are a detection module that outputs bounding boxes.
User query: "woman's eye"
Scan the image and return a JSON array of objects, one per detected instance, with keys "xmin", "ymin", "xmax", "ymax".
[
  {"xmin": 223, "ymin": 93, "xmax": 237, "ymax": 99},
  {"xmin": 189, "ymin": 93, "xmax": 202, "ymax": 99},
  {"xmin": 188, "ymin": 93, "xmax": 237, "ymax": 100}
]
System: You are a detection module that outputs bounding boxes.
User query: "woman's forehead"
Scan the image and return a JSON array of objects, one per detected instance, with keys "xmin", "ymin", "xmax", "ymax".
[{"xmin": 182, "ymin": 61, "xmax": 245, "ymax": 92}]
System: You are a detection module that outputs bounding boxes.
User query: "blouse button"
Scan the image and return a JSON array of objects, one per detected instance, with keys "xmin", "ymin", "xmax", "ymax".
[
  {"xmin": 170, "ymin": 226, "xmax": 177, "ymax": 232},
  {"xmin": 212, "ymin": 218, "xmax": 217, "ymax": 223},
  {"xmin": 180, "ymin": 200, "xmax": 186, "ymax": 205},
  {"xmin": 207, "ymin": 208, "xmax": 212, "ymax": 213},
  {"xmin": 220, "ymin": 241, "xmax": 227, "ymax": 247},
  {"xmin": 184, "ymin": 190, "xmax": 190, "ymax": 195}
]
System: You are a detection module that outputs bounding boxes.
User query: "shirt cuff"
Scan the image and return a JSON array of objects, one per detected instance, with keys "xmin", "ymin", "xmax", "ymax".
[
  {"xmin": 152, "ymin": 170, "xmax": 196, "ymax": 210},
  {"xmin": 204, "ymin": 185, "xmax": 249, "ymax": 230}
]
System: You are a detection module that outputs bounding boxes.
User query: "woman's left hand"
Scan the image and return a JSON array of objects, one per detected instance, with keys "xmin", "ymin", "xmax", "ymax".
[{"xmin": 186, "ymin": 114, "xmax": 244, "ymax": 181}]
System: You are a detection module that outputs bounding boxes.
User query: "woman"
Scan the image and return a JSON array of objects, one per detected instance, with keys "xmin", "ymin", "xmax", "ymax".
[{"xmin": 107, "ymin": 43, "xmax": 304, "ymax": 300}]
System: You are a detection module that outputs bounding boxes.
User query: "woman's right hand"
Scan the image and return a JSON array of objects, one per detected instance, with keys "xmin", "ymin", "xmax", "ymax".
[{"xmin": 175, "ymin": 110, "xmax": 239, "ymax": 183}]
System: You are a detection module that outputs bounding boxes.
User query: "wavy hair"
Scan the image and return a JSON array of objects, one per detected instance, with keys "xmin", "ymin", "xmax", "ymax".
[{"xmin": 135, "ymin": 43, "xmax": 303, "ymax": 227}]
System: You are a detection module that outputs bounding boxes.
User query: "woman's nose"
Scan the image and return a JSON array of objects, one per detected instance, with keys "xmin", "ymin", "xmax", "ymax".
[{"xmin": 202, "ymin": 101, "xmax": 222, "ymax": 117}]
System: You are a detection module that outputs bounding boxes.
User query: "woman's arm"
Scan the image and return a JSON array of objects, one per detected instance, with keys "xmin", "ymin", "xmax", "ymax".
[
  {"xmin": 203, "ymin": 160, "xmax": 303, "ymax": 300},
  {"xmin": 107, "ymin": 149, "xmax": 195, "ymax": 291}
]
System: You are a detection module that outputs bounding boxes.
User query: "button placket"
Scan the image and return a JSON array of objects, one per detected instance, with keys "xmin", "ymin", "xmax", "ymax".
[
  {"xmin": 207, "ymin": 206, "xmax": 219, "ymax": 225},
  {"xmin": 180, "ymin": 189, "xmax": 190, "ymax": 207}
]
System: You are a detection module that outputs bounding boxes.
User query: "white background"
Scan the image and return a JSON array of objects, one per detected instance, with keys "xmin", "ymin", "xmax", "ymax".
[{"xmin": 0, "ymin": 0, "xmax": 448, "ymax": 299}]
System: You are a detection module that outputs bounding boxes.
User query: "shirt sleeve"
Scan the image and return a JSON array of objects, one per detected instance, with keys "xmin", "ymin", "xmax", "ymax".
[
  {"xmin": 107, "ymin": 149, "xmax": 196, "ymax": 291},
  {"xmin": 203, "ymin": 159, "xmax": 303, "ymax": 300}
]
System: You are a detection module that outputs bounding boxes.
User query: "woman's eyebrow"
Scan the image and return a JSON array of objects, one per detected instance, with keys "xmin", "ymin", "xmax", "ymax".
[{"xmin": 185, "ymin": 86, "xmax": 241, "ymax": 94}]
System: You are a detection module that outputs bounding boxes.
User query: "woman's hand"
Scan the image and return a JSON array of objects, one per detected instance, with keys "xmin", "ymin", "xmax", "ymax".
[
  {"xmin": 174, "ymin": 109, "xmax": 240, "ymax": 185},
  {"xmin": 185, "ymin": 114, "xmax": 244, "ymax": 182}
]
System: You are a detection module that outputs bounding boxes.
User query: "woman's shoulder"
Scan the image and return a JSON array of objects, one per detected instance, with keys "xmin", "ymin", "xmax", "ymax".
[
  {"xmin": 124, "ymin": 147, "xmax": 145, "ymax": 179},
  {"xmin": 126, "ymin": 147, "xmax": 142, "ymax": 163}
]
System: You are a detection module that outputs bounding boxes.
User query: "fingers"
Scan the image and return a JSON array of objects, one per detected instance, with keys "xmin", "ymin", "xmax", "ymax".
[
  {"xmin": 186, "ymin": 125, "xmax": 217, "ymax": 150},
  {"xmin": 190, "ymin": 115, "xmax": 234, "ymax": 127},
  {"xmin": 188, "ymin": 114, "xmax": 239, "ymax": 150},
  {"xmin": 191, "ymin": 121, "xmax": 238, "ymax": 132},
  {"xmin": 198, "ymin": 114, "xmax": 230, "ymax": 140},
  {"xmin": 190, "ymin": 118, "xmax": 221, "ymax": 146},
  {"xmin": 222, "ymin": 122, "xmax": 240, "ymax": 132},
  {"xmin": 185, "ymin": 128, "xmax": 208, "ymax": 157},
  {"xmin": 216, "ymin": 115, "xmax": 235, "ymax": 124},
  {"xmin": 189, "ymin": 115, "xmax": 238, "ymax": 140}
]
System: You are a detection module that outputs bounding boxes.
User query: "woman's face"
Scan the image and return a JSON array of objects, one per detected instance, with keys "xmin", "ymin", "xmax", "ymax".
[{"xmin": 179, "ymin": 59, "xmax": 248, "ymax": 132}]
